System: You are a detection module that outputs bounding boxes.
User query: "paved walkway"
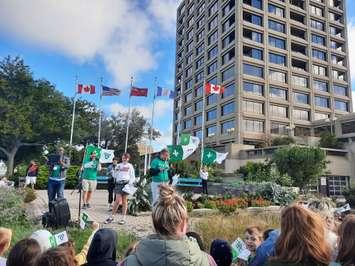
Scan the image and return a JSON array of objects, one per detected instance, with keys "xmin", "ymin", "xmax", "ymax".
[{"xmin": 36, "ymin": 190, "xmax": 154, "ymax": 238}]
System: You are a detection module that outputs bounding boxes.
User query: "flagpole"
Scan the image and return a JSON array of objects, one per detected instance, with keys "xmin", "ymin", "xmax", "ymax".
[
  {"xmin": 69, "ymin": 75, "xmax": 78, "ymax": 149},
  {"xmin": 97, "ymin": 77, "xmax": 103, "ymax": 147},
  {"xmin": 177, "ymin": 80, "xmax": 183, "ymax": 144},
  {"xmin": 148, "ymin": 77, "xmax": 157, "ymax": 167},
  {"xmin": 200, "ymin": 80, "xmax": 206, "ymax": 166},
  {"xmin": 124, "ymin": 76, "xmax": 133, "ymax": 153}
]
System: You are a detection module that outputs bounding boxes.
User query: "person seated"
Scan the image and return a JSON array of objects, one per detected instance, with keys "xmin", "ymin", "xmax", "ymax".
[
  {"xmin": 266, "ymin": 205, "xmax": 331, "ymax": 266},
  {"xmin": 249, "ymin": 230, "xmax": 280, "ymax": 266},
  {"xmin": 6, "ymin": 238, "xmax": 41, "ymax": 266},
  {"xmin": 332, "ymin": 214, "xmax": 355, "ymax": 266},
  {"xmin": 35, "ymin": 246, "xmax": 77, "ymax": 266},
  {"xmin": 262, "ymin": 229, "xmax": 274, "ymax": 241},
  {"xmin": 0, "ymin": 227, "xmax": 12, "ymax": 266},
  {"xmin": 121, "ymin": 184, "xmax": 216, "ymax": 266},
  {"xmin": 83, "ymin": 228, "xmax": 117, "ymax": 266},
  {"xmin": 244, "ymin": 226, "xmax": 263, "ymax": 259},
  {"xmin": 210, "ymin": 239, "xmax": 233, "ymax": 266}
]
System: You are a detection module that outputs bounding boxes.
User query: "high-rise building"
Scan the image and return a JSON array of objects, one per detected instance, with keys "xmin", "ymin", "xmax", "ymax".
[{"xmin": 173, "ymin": 0, "xmax": 352, "ymax": 148}]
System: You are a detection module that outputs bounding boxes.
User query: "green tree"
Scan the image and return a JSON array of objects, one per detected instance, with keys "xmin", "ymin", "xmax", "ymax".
[
  {"xmin": 319, "ymin": 132, "xmax": 343, "ymax": 149},
  {"xmin": 272, "ymin": 146, "xmax": 327, "ymax": 190},
  {"xmin": 271, "ymin": 136, "xmax": 295, "ymax": 146}
]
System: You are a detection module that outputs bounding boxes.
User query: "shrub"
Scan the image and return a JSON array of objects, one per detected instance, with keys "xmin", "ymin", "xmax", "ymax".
[
  {"xmin": 343, "ymin": 187, "xmax": 355, "ymax": 208},
  {"xmin": 319, "ymin": 132, "xmax": 343, "ymax": 149},
  {"xmin": 186, "ymin": 201, "xmax": 193, "ymax": 213},
  {"xmin": 216, "ymin": 198, "xmax": 248, "ymax": 215},
  {"xmin": 128, "ymin": 175, "xmax": 151, "ymax": 216},
  {"xmin": 0, "ymin": 187, "xmax": 29, "ymax": 225},
  {"xmin": 250, "ymin": 197, "xmax": 272, "ymax": 207},
  {"xmin": 271, "ymin": 136, "xmax": 295, "ymax": 146},
  {"xmin": 23, "ymin": 188, "xmax": 37, "ymax": 203},
  {"xmin": 203, "ymin": 200, "xmax": 217, "ymax": 209}
]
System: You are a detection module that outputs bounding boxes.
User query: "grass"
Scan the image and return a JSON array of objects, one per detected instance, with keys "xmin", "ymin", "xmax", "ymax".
[{"xmin": 192, "ymin": 210, "xmax": 280, "ymax": 251}]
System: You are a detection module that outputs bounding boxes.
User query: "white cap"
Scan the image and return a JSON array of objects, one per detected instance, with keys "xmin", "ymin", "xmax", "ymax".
[{"xmin": 30, "ymin": 230, "xmax": 56, "ymax": 252}]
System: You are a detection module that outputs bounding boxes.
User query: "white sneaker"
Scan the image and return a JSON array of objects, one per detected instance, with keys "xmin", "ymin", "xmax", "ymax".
[{"xmin": 118, "ymin": 219, "xmax": 126, "ymax": 225}]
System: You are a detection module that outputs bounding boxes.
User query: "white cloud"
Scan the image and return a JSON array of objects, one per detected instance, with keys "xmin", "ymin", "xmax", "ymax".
[
  {"xmin": 154, "ymin": 126, "xmax": 173, "ymax": 151},
  {"xmin": 108, "ymin": 99, "xmax": 173, "ymax": 120},
  {"xmin": 0, "ymin": 0, "xmax": 179, "ymax": 86}
]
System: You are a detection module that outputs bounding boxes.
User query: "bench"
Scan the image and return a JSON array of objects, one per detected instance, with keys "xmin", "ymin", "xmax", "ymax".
[
  {"xmin": 176, "ymin": 178, "xmax": 202, "ymax": 188},
  {"xmin": 96, "ymin": 175, "xmax": 109, "ymax": 184}
]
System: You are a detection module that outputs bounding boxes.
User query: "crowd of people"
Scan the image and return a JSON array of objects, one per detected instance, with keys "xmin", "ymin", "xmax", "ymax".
[{"xmin": 0, "ymin": 183, "xmax": 354, "ymax": 266}]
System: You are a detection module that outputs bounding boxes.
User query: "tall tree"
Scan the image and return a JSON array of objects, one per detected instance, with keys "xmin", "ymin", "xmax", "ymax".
[{"xmin": 272, "ymin": 146, "xmax": 327, "ymax": 190}]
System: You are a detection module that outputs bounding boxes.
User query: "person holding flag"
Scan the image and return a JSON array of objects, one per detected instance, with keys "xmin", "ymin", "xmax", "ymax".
[
  {"xmin": 199, "ymin": 166, "xmax": 209, "ymax": 195},
  {"xmin": 81, "ymin": 150, "xmax": 101, "ymax": 209}
]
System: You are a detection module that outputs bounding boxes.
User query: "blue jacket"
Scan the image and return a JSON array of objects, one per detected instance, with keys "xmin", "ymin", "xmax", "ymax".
[{"xmin": 249, "ymin": 230, "xmax": 280, "ymax": 266}]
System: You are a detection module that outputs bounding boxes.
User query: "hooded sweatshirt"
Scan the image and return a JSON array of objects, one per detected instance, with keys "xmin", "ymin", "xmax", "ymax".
[
  {"xmin": 83, "ymin": 228, "xmax": 117, "ymax": 266},
  {"xmin": 122, "ymin": 234, "xmax": 213, "ymax": 266}
]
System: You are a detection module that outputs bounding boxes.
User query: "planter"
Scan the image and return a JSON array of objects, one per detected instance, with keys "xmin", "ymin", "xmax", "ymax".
[{"xmin": 246, "ymin": 206, "xmax": 282, "ymax": 215}]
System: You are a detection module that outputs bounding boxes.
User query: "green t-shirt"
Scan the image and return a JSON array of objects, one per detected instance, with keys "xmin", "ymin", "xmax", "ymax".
[
  {"xmin": 50, "ymin": 164, "xmax": 62, "ymax": 179},
  {"xmin": 150, "ymin": 157, "xmax": 169, "ymax": 182},
  {"xmin": 82, "ymin": 160, "xmax": 99, "ymax": 180}
]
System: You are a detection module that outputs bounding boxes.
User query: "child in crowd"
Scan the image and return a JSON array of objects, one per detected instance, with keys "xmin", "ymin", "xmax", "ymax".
[
  {"xmin": 0, "ymin": 227, "xmax": 12, "ymax": 266},
  {"xmin": 35, "ymin": 246, "xmax": 77, "ymax": 266},
  {"xmin": 121, "ymin": 184, "xmax": 216, "ymax": 266},
  {"xmin": 333, "ymin": 214, "xmax": 355, "ymax": 266},
  {"xmin": 266, "ymin": 205, "xmax": 331, "ymax": 266},
  {"xmin": 6, "ymin": 238, "xmax": 41, "ymax": 266},
  {"xmin": 210, "ymin": 239, "xmax": 233, "ymax": 266},
  {"xmin": 84, "ymin": 228, "xmax": 117, "ymax": 266},
  {"xmin": 244, "ymin": 226, "xmax": 263, "ymax": 258},
  {"xmin": 25, "ymin": 160, "xmax": 39, "ymax": 189}
]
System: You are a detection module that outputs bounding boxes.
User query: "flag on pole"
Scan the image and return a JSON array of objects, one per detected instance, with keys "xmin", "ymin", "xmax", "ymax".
[
  {"xmin": 156, "ymin": 86, "xmax": 170, "ymax": 97},
  {"xmin": 102, "ymin": 85, "xmax": 121, "ymax": 96},
  {"xmin": 77, "ymin": 84, "xmax": 96, "ymax": 94},
  {"xmin": 205, "ymin": 82, "xmax": 224, "ymax": 94},
  {"xmin": 83, "ymin": 145, "xmax": 101, "ymax": 163},
  {"xmin": 130, "ymin": 87, "xmax": 148, "ymax": 97},
  {"xmin": 99, "ymin": 149, "xmax": 115, "ymax": 163},
  {"xmin": 180, "ymin": 133, "xmax": 191, "ymax": 145},
  {"xmin": 202, "ymin": 148, "xmax": 228, "ymax": 165},
  {"xmin": 168, "ymin": 135, "xmax": 200, "ymax": 162},
  {"xmin": 169, "ymin": 90, "xmax": 175, "ymax": 99}
]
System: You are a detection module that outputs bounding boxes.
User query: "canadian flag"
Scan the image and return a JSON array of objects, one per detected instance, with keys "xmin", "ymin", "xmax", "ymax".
[
  {"xmin": 77, "ymin": 84, "xmax": 96, "ymax": 94},
  {"xmin": 205, "ymin": 82, "xmax": 224, "ymax": 94}
]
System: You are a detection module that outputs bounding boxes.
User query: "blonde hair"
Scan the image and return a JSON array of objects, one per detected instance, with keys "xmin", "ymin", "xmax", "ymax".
[
  {"xmin": 152, "ymin": 184, "xmax": 188, "ymax": 237},
  {"xmin": 0, "ymin": 227, "xmax": 12, "ymax": 255}
]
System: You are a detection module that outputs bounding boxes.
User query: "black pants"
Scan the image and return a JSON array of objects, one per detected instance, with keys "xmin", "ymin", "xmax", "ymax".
[
  {"xmin": 202, "ymin": 179, "xmax": 208, "ymax": 194},
  {"xmin": 108, "ymin": 179, "xmax": 115, "ymax": 204}
]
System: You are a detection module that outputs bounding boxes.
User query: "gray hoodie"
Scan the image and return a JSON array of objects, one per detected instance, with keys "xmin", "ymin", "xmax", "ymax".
[{"xmin": 123, "ymin": 234, "xmax": 213, "ymax": 266}]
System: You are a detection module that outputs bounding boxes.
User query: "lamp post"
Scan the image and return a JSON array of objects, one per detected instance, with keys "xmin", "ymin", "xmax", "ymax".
[{"xmin": 325, "ymin": 117, "xmax": 337, "ymax": 135}]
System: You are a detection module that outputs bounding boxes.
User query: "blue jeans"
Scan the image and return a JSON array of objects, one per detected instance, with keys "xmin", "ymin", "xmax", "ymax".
[{"xmin": 47, "ymin": 179, "xmax": 65, "ymax": 203}]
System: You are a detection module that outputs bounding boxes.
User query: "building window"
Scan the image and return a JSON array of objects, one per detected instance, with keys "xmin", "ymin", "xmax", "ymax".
[
  {"xmin": 291, "ymin": 75, "xmax": 308, "ymax": 87},
  {"xmin": 333, "ymin": 85, "xmax": 347, "ymax": 96},
  {"xmin": 207, "ymin": 125, "xmax": 217, "ymax": 137},
  {"xmin": 332, "ymin": 70, "xmax": 346, "ymax": 81},
  {"xmin": 312, "ymin": 49, "xmax": 327, "ymax": 61},
  {"xmin": 315, "ymin": 96, "xmax": 330, "ymax": 108},
  {"xmin": 314, "ymin": 112, "xmax": 329, "ymax": 120},
  {"xmin": 207, "ymin": 109, "xmax": 217, "ymax": 121},
  {"xmin": 207, "ymin": 94, "xmax": 218, "ymax": 105},
  {"xmin": 221, "ymin": 120, "xmax": 235, "ymax": 135},
  {"xmin": 222, "ymin": 15, "xmax": 235, "ymax": 32},
  {"xmin": 194, "ymin": 129, "xmax": 202, "ymax": 139},
  {"xmin": 222, "ymin": 83, "xmax": 235, "ymax": 98},
  {"xmin": 194, "ymin": 115, "xmax": 202, "ymax": 126},
  {"xmin": 243, "ymin": 28, "xmax": 263, "ymax": 43},
  {"xmin": 269, "ymin": 53, "xmax": 286, "ymax": 66},
  {"xmin": 293, "ymin": 109, "xmax": 310, "ymax": 121},
  {"xmin": 208, "ymin": 77, "xmax": 217, "ymax": 85},
  {"xmin": 195, "ymin": 85, "xmax": 203, "ymax": 97},
  {"xmin": 209, "ymin": 16, "xmax": 218, "ymax": 30},
  {"xmin": 310, "ymin": 19, "xmax": 324, "ymax": 31},
  {"xmin": 187, "ymin": 30, "xmax": 193, "ymax": 40},
  {"xmin": 197, "ymin": 30, "xmax": 205, "ymax": 43},
  {"xmin": 313, "ymin": 65, "xmax": 327, "ymax": 76},
  {"xmin": 208, "ymin": 61, "xmax": 218, "ymax": 75},
  {"xmin": 208, "ymin": 31, "xmax": 218, "ymax": 45},
  {"xmin": 196, "ymin": 57, "xmax": 204, "ymax": 70},
  {"xmin": 270, "ymin": 105, "xmax": 288, "ymax": 118},
  {"xmin": 243, "ymin": 82, "xmax": 263, "ymax": 96},
  {"xmin": 186, "ymin": 79, "xmax": 193, "ymax": 89},
  {"xmin": 311, "ymin": 34, "xmax": 326, "ymax": 46},
  {"xmin": 196, "ymin": 43, "xmax": 204, "ymax": 56},
  {"xmin": 184, "ymin": 105, "xmax": 193, "ymax": 115},
  {"xmin": 185, "ymin": 92, "xmax": 192, "ymax": 102},
  {"xmin": 243, "ymin": 64, "xmax": 263, "ymax": 78},
  {"xmin": 243, "ymin": 12, "xmax": 262, "ymax": 26},
  {"xmin": 197, "ymin": 17, "xmax": 205, "ymax": 29},
  {"xmin": 209, "ymin": 1, "xmax": 218, "ymax": 16},
  {"xmin": 328, "ymin": 176, "xmax": 349, "ymax": 197},
  {"xmin": 268, "ymin": 4, "xmax": 284, "ymax": 17},
  {"xmin": 243, "ymin": 46, "xmax": 263, "ymax": 60},
  {"xmin": 269, "ymin": 36, "xmax": 286, "ymax": 49},
  {"xmin": 184, "ymin": 119, "xmax": 192, "ymax": 129},
  {"xmin": 342, "ymin": 121, "xmax": 355, "ymax": 134},
  {"xmin": 294, "ymin": 92, "xmax": 309, "ymax": 104},
  {"xmin": 223, "ymin": 0, "xmax": 235, "ymax": 16},
  {"xmin": 269, "ymin": 70, "xmax": 286, "ymax": 83},
  {"xmin": 243, "ymin": 119, "xmax": 264, "ymax": 132},
  {"xmin": 335, "ymin": 100, "xmax": 348, "ymax": 111},
  {"xmin": 313, "ymin": 80, "xmax": 328, "ymax": 92},
  {"xmin": 294, "ymin": 126, "xmax": 311, "ymax": 136},
  {"xmin": 270, "ymin": 87, "xmax": 287, "ymax": 100},
  {"xmin": 271, "ymin": 122, "xmax": 288, "ymax": 135},
  {"xmin": 222, "ymin": 102, "xmax": 235, "ymax": 116},
  {"xmin": 222, "ymin": 66, "xmax": 235, "ymax": 81},
  {"xmin": 268, "ymin": 20, "xmax": 285, "ymax": 33},
  {"xmin": 195, "ymin": 100, "xmax": 203, "ymax": 111},
  {"xmin": 222, "ymin": 49, "xmax": 235, "ymax": 65},
  {"xmin": 185, "ymin": 67, "xmax": 193, "ymax": 77},
  {"xmin": 195, "ymin": 72, "xmax": 204, "ymax": 83},
  {"xmin": 186, "ymin": 54, "xmax": 193, "ymax": 65},
  {"xmin": 243, "ymin": 0, "xmax": 262, "ymax": 9},
  {"xmin": 222, "ymin": 31, "xmax": 235, "ymax": 48},
  {"xmin": 208, "ymin": 46, "xmax": 218, "ymax": 59},
  {"xmin": 242, "ymin": 100, "xmax": 263, "ymax": 114},
  {"xmin": 310, "ymin": 5, "xmax": 323, "ymax": 16}
]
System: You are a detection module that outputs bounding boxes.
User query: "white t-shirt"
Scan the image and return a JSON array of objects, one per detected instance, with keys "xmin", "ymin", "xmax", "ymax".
[
  {"xmin": 200, "ymin": 170, "xmax": 208, "ymax": 180},
  {"xmin": 113, "ymin": 162, "xmax": 135, "ymax": 183}
]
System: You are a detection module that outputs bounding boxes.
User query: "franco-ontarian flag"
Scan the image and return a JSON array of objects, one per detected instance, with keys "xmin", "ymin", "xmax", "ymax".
[
  {"xmin": 99, "ymin": 149, "xmax": 115, "ymax": 163},
  {"xmin": 83, "ymin": 145, "xmax": 101, "ymax": 163},
  {"xmin": 168, "ymin": 143, "xmax": 198, "ymax": 162},
  {"xmin": 180, "ymin": 133, "xmax": 200, "ymax": 147},
  {"xmin": 203, "ymin": 148, "xmax": 228, "ymax": 165}
]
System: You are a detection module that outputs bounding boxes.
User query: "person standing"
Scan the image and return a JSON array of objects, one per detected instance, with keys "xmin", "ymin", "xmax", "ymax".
[
  {"xmin": 81, "ymin": 151, "xmax": 101, "ymax": 209},
  {"xmin": 47, "ymin": 147, "xmax": 70, "ymax": 202},
  {"xmin": 107, "ymin": 158, "xmax": 118, "ymax": 211},
  {"xmin": 105, "ymin": 153, "xmax": 135, "ymax": 225},
  {"xmin": 200, "ymin": 166, "xmax": 209, "ymax": 195},
  {"xmin": 25, "ymin": 160, "xmax": 39, "ymax": 189},
  {"xmin": 150, "ymin": 149, "xmax": 170, "ymax": 205}
]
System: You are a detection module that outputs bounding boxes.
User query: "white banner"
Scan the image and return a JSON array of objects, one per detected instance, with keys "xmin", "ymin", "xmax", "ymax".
[{"xmin": 99, "ymin": 149, "xmax": 115, "ymax": 163}]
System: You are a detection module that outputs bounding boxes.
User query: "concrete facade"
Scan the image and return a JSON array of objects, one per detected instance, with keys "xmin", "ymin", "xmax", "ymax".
[{"xmin": 173, "ymin": 0, "xmax": 352, "ymax": 149}]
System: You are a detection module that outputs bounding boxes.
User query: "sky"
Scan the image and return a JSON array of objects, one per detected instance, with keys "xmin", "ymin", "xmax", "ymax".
[{"xmin": 0, "ymin": 0, "xmax": 354, "ymax": 151}]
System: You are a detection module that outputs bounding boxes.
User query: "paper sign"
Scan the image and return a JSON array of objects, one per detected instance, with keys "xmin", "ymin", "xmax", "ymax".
[
  {"xmin": 172, "ymin": 174, "xmax": 180, "ymax": 186},
  {"xmin": 231, "ymin": 238, "xmax": 251, "ymax": 262},
  {"xmin": 335, "ymin": 203, "xmax": 351, "ymax": 213},
  {"xmin": 54, "ymin": 231, "xmax": 69, "ymax": 246},
  {"xmin": 80, "ymin": 212, "xmax": 90, "ymax": 229}
]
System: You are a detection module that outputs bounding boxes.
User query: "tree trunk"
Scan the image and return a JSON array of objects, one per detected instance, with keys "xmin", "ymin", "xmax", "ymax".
[{"xmin": 7, "ymin": 146, "xmax": 19, "ymax": 177}]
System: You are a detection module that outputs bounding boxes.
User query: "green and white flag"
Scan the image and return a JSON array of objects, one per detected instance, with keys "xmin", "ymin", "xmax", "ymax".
[
  {"xmin": 83, "ymin": 145, "xmax": 101, "ymax": 163},
  {"xmin": 202, "ymin": 148, "xmax": 228, "ymax": 165},
  {"xmin": 180, "ymin": 133, "xmax": 191, "ymax": 145},
  {"xmin": 99, "ymin": 149, "xmax": 115, "ymax": 163},
  {"xmin": 168, "ymin": 143, "xmax": 198, "ymax": 162},
  {"xmin": 80, "ymin": 212, "xmax": 90, "ymax": 229}
]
